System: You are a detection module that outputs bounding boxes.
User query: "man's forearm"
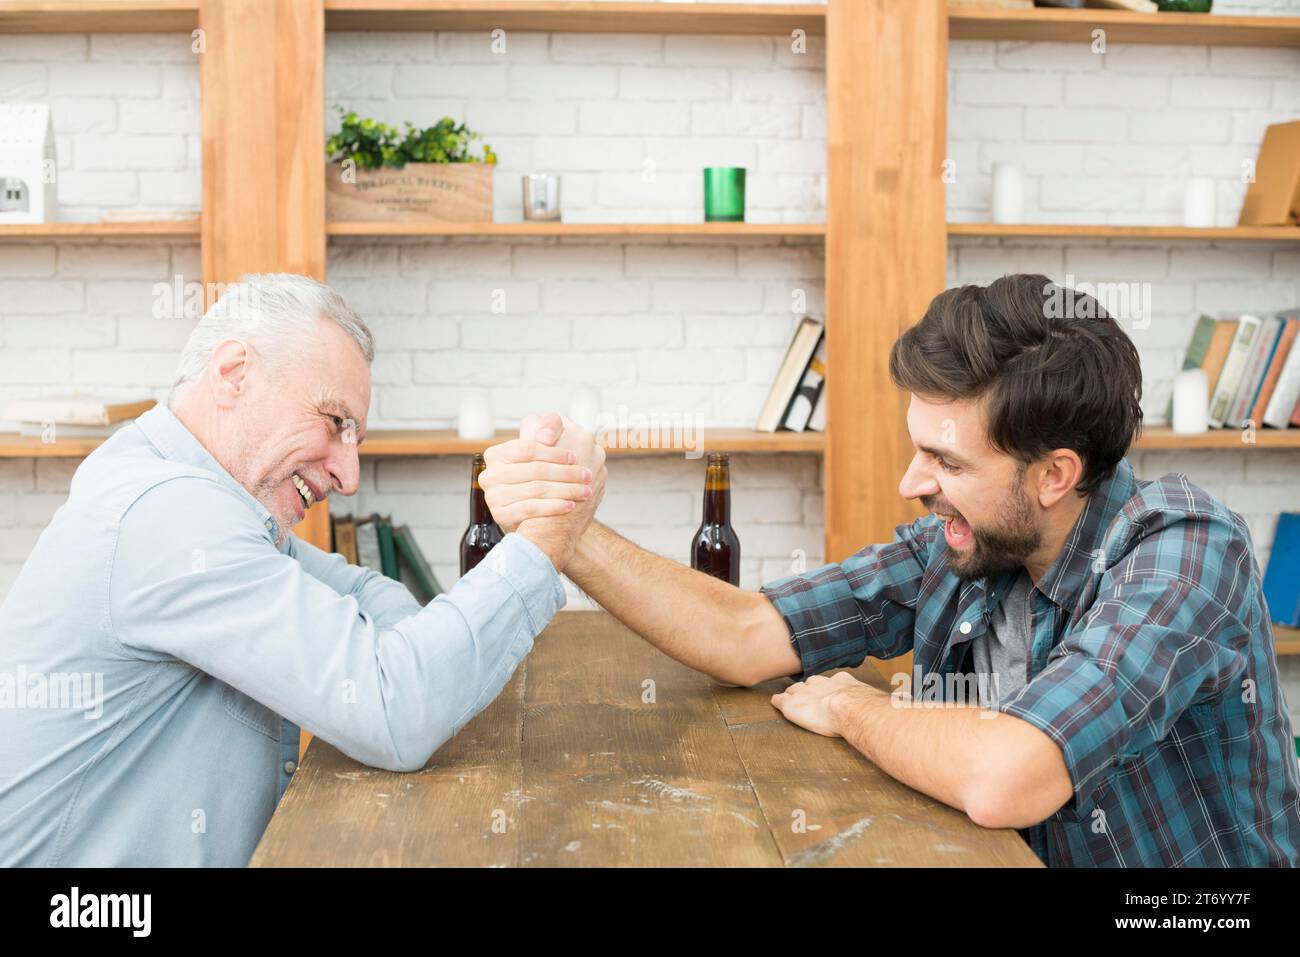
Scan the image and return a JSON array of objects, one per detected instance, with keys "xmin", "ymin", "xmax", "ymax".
[
  {"xmin": 827, "ymin": 686, "xmax": 1073, "ymax": 829},
  {"xmin": 564, "ymin": 522, "xmax": 800, "ymax": 686}
]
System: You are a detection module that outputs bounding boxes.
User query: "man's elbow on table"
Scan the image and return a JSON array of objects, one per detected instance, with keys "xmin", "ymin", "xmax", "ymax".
[{"xmin": 962, "ymin": 720, "xmax": 1075, "ymax": 831}]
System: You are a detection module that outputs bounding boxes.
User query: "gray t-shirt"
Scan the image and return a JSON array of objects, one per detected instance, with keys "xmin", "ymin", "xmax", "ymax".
[{"xmin": 971, "ymin": 568, "xmax": 1033, "ymax": 709}]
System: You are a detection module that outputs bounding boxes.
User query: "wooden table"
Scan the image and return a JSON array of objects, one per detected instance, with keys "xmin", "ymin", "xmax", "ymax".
[{"xmin": 251, "ymin": 612, "xmax": 1042, "ymax": 867}]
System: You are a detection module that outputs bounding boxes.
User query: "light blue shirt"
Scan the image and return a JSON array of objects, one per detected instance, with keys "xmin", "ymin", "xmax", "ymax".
[{"xmin": 0, "ymin": 404, "xmax": 564, "ymax": 866}]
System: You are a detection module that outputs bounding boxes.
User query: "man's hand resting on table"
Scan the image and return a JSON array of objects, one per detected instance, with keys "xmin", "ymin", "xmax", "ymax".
[{"xmin": 480, "ymin": 412, "xmax": 607, "ymax": 573}]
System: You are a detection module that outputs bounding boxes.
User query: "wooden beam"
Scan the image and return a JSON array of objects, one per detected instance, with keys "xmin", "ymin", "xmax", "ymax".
[
  {"xmin": 824, "ymin": 0, "xmax": 947, "ymax": 565},
  {"xmin": 323, "ymin": 1, "xmax": 826, "ymax": 36},
  {"xmin": 200, "ymin": 0, "xmax": 330, "ymax": 555},
  {"xmin": 949, "ymin": 7, "xmax": 1300, "ymax": 49}
]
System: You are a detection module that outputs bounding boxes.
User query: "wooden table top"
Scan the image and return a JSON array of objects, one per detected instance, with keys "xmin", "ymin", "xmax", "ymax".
[{"xmin": 250, "ymin": 611, "xmax": 1042, "ymax": 867}]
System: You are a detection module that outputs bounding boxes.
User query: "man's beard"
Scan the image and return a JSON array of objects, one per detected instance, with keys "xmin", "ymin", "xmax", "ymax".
[{"xmin": 933, "ymin": 481, "xmax": 1042, "ymax": 583}]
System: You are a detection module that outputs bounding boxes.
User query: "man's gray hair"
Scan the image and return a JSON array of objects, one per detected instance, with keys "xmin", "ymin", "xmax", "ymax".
[{"xmin": 170, "ymin": 273, "xmax": 374, "ymax": 401}]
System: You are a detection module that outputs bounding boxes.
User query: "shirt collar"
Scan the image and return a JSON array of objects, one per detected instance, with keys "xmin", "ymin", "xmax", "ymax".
[{"xmin": 133, "ymin": 403, "xmax": 280, "ymax": 542}]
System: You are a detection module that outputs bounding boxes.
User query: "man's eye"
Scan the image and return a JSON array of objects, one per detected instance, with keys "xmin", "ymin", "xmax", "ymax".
[
  {"xmin": 328, "ymin": 415, "xmax": 343, "ymax": 431},
  {"xmin": 936, "ymin": 457, "xmax": 959, "ymax": 474}
]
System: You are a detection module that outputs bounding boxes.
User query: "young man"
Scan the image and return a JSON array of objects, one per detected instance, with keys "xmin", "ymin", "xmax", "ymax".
[{"xmin": 484, "ymin": 273, "xmax": 1300, "ymax": 867}]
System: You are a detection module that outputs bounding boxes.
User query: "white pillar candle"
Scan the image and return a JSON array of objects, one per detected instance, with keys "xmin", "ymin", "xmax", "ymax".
[
  {"xmin": 991, "ymin": 163, "xmax": 1024, "ymax": 224},
  {"xmin": 1171, "ymin": 368, "xmax": 1209, "ymax": 434},
  {"xmin": 457, "ymin": 394, "xmax": 495, "ymax": 440},
  {"xmin": 1183, "ymin": 178, "xmax": 1217, "ymax": 228},
  {"xmin": 568, "ymin": 387, "xmax": 600, "ymax": 433}
]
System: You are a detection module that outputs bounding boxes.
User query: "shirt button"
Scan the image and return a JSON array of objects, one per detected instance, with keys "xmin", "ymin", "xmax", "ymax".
[
  {"xmin": 959, "ymin": 621, "xmax": 972, "ymax": 635},
  {"xmin": 284, "ymin": 760, "xmax": 297, "ymax": 775}
]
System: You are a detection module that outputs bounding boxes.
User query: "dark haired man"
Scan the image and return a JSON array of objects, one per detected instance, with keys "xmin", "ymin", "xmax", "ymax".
[{"xmin": 484, "ymin": 274, "xmax": 1300, "ymax": 867}]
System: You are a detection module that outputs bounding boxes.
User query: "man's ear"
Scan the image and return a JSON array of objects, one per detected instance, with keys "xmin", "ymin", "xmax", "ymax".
[
  {"xmin": 208, "ymin": 338, "xmax": 251, "ymax": 410},
  {"xmin": 1036, "ymin": 449, "xmax": 1084, "ymax": 508}
]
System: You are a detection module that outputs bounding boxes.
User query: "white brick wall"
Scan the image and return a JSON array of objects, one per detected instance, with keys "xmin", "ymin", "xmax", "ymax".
[
  {"xmin": 0, "ymin": 32, "xmax": 200, "ymax": 217},
  {"xmin": 947, "ymin": 14, "xmax": 1300, "ymax": 579},
  {"xmin": 0, "ymin": 3, "xmax": 1298, "ymax": 720}
]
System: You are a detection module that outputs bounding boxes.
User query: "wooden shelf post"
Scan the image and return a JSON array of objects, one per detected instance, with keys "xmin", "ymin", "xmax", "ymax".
[
  {"xmin": 825, "ymin": 0, "xmax": 947, "ymax": 563},
  {"xmin": 200, "ymin": 0, "xmax": 332, "ymax": 551}
]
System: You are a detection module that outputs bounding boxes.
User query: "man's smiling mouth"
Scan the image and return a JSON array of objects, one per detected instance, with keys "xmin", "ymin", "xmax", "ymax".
[{"xmin": 291, "ymin": 472, "xmax": 318, "ymax": 509}]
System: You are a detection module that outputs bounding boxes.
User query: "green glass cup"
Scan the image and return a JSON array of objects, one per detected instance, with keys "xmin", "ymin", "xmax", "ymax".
[
  {"xmin": 1155, "ymin": 0, "xmax": 1212, "ymax": 10},
  {"xmin": 703, "ymin": 167, "xmax": 746, "ymax": 222}
]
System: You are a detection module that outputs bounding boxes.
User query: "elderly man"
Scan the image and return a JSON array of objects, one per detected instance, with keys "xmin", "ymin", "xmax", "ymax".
[{"xmin": 0, "ymin": 273, "xmax": 604, "ymax": 867}]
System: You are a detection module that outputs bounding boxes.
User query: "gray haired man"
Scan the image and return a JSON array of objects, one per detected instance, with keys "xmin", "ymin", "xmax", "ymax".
[{"xmin": 0, "ymin": 273, "xmax": 605, "ymax": 866}]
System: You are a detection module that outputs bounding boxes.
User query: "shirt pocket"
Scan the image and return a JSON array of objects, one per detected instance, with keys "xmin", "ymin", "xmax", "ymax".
[{"xmin": 221, "ymin": 683, "xmax": 281, "ymax": 741}]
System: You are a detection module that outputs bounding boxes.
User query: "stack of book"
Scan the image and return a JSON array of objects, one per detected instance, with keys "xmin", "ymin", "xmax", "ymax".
[
  {"xmin": 331, "ymin": 513, "xmax": 443, "ymax": 604},
  {"xmin": 1168, "ymin": 311, "xmax": 1300, "ymax": 429},
  {"xmin": 757, "ymin": 316, "xmax": 826, "ymax": 433},
  {"xmin": 1, "ymin": 393, "xmax": 157, "ymax": 438}
]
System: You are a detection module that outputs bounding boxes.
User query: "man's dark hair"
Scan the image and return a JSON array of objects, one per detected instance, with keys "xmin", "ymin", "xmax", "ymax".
[{"xmin": 888, "ymin": 273, "xmax": 1144, "ymax": 495}]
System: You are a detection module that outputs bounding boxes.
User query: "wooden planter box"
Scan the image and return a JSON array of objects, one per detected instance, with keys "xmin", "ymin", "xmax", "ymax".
[{"xmin": 326, "ymin": 162, "xmax": 493, "ymax": 223}]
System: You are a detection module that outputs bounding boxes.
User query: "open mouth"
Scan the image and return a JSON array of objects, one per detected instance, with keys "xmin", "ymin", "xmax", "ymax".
[{"xmin": 935, "ymin": 512, "xmax": 973, "ymax": 549}]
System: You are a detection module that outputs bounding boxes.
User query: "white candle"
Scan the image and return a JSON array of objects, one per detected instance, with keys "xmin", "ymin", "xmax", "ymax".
[
  {"xmin": 1183, "ymin": 178, "xmax": 1216, "ymax": 228},
  {"xmin": 568, "ymin": 387, "xmax": 600, "ymax": 433},
  {"xmin": 991, "ymin": 163, "xmax": 1024, "ymax": 224},
  {"xmin": 457, "ymin": 394, "xmax": 495, "ymax": 439},
  {"xmin": 1171, "ymin": 368, "xmax": 1209, "ymax": 434}
]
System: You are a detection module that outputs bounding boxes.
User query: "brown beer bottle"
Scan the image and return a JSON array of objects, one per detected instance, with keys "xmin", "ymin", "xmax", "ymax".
[
  {"xmin": 459, "ymin": 452, "xmax": 504, "ymax": 576},
  {"xmin": 691, "ymin": 452, "xmax": 740, "ymax": 585}
]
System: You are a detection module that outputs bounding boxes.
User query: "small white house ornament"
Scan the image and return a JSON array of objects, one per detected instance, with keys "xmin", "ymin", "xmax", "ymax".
[{"xmin": 0, "ymin": 103, "xmax": 57, "ymax": 224}]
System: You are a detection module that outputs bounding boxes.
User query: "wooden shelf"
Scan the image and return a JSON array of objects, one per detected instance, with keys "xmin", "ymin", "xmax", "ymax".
[
  {"xmin": 0, "ymin": 220, "xmax": 200, "ymax": 241},
  {"xmin": 328, "ymin": 221, "xmax": 825, "ymax": 238},
  {"xmin": 1133, "ymin": 427, "xmax": 1300, "ymax": 450},
  {"xmin": 1277, "ymin": 627, "xmax": 1300, "ymax": 657},
  {"xmin": 324, "ymin": 1, "xmax": 826, "ymax": 35},
  {"xmin": 0, "ymin": 427, "xmax": 824, "ymax": 459},
  {"xmin": 949, "ymin": 223, "xmax": 1300, "ymax": 244},
  {"xmin": 0, "ymin": 1, "xmax": 197, "ymax": 33},
  {"xmin": 949, "ymin": 7, "xmax": 1300, "ymax": 48},
  {"xmin": 357, "ymin": 427, "xmax": 825, "ymax": 456}
]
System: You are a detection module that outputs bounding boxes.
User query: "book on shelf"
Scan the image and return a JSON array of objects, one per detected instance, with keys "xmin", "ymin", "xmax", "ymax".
[
  {"xmin": 1169, "ymin": 312, "xmax": 1300, "ymax": 429},
  {"xmin": 393, "ymin": 524, "xmax": 443, "ymax": 603},
  {"xmin": 808, "ymin": 381, "xmax": 827, "ymax": 433},
  {"xmin": 1239, "ymin": 120, "xmax": 1300, "ymax": 228},
  {"xmin": 354, "ymin": 516, "xmax": 382, "ymax": 573},
  {"xmin": 2, "ymin": 393, "xmax": 156, "ymax": 427},
  {"xmin": 332, "ymin": 514, "xmax": 444, "ymax": 604},
  {"xmin": 370, "ymin": 513, "xmax": 399, "ymax": 580},
  {"xmin": 332, "ymin": 514, "xmax": 358, "ymax": 565},
  {"xmin": 1208, "ymin": 315, "xmax": 1262, "ymax": 428},
  {"xmin": 756, "ymin": 316, "xmax": 824, "ymax": 433},
  {"xmin": 1226, "ymin": 314, "xmax": 1283, "ymax": 429},
  {"xmin": 782, "ymin": 335, "xmax": 826, "ymax": 432},
  {"xmin": 16, "ymin": 421, "xmax": 128, "ymax": 438},
  {"xmin": 1262, "ymin": 513, "xmax": 1300, "ymax": 629},
  {"xmin": 1247, "ymin": 313, "xmax": 1299, "ymax": 427},
  {"xmin": 1262, "ymin": 316, "xmax": 1300, "ymax": 429}
]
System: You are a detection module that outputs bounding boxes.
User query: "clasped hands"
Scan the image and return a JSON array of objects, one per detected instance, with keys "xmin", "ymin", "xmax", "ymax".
[{"xmin": 480, "ymin": 412, "xmax": 607, "ymax": 573}]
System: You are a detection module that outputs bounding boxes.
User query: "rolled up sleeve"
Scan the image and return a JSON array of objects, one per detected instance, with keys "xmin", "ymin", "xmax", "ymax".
[
  {"xmin": 761, "ymin": 514, "xmax": 938, "ymax": 678},
  {"xmin": 998, "ymin": 575, "xmax": 1248, "ymax": 819}
]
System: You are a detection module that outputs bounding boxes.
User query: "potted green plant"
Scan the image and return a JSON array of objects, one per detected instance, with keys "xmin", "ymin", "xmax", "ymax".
[{"xmin": 325, "ymin": 108, "xmax": 498, "ymax": 223}]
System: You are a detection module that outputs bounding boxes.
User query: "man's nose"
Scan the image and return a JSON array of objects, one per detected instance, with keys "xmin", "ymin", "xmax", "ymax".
[
  {"xmin": 328, "ymin": 443, "xmax": 361, "ymax": 497},
  {"xmin": 898, "ymin": 453, "xmax": 939, "ymax": 501}
]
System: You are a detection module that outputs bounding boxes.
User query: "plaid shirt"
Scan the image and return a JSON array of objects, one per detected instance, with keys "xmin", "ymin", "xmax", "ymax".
[{"xmin": 762, "ymin": 457, "xmax": 1300, "ymax": 867}]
